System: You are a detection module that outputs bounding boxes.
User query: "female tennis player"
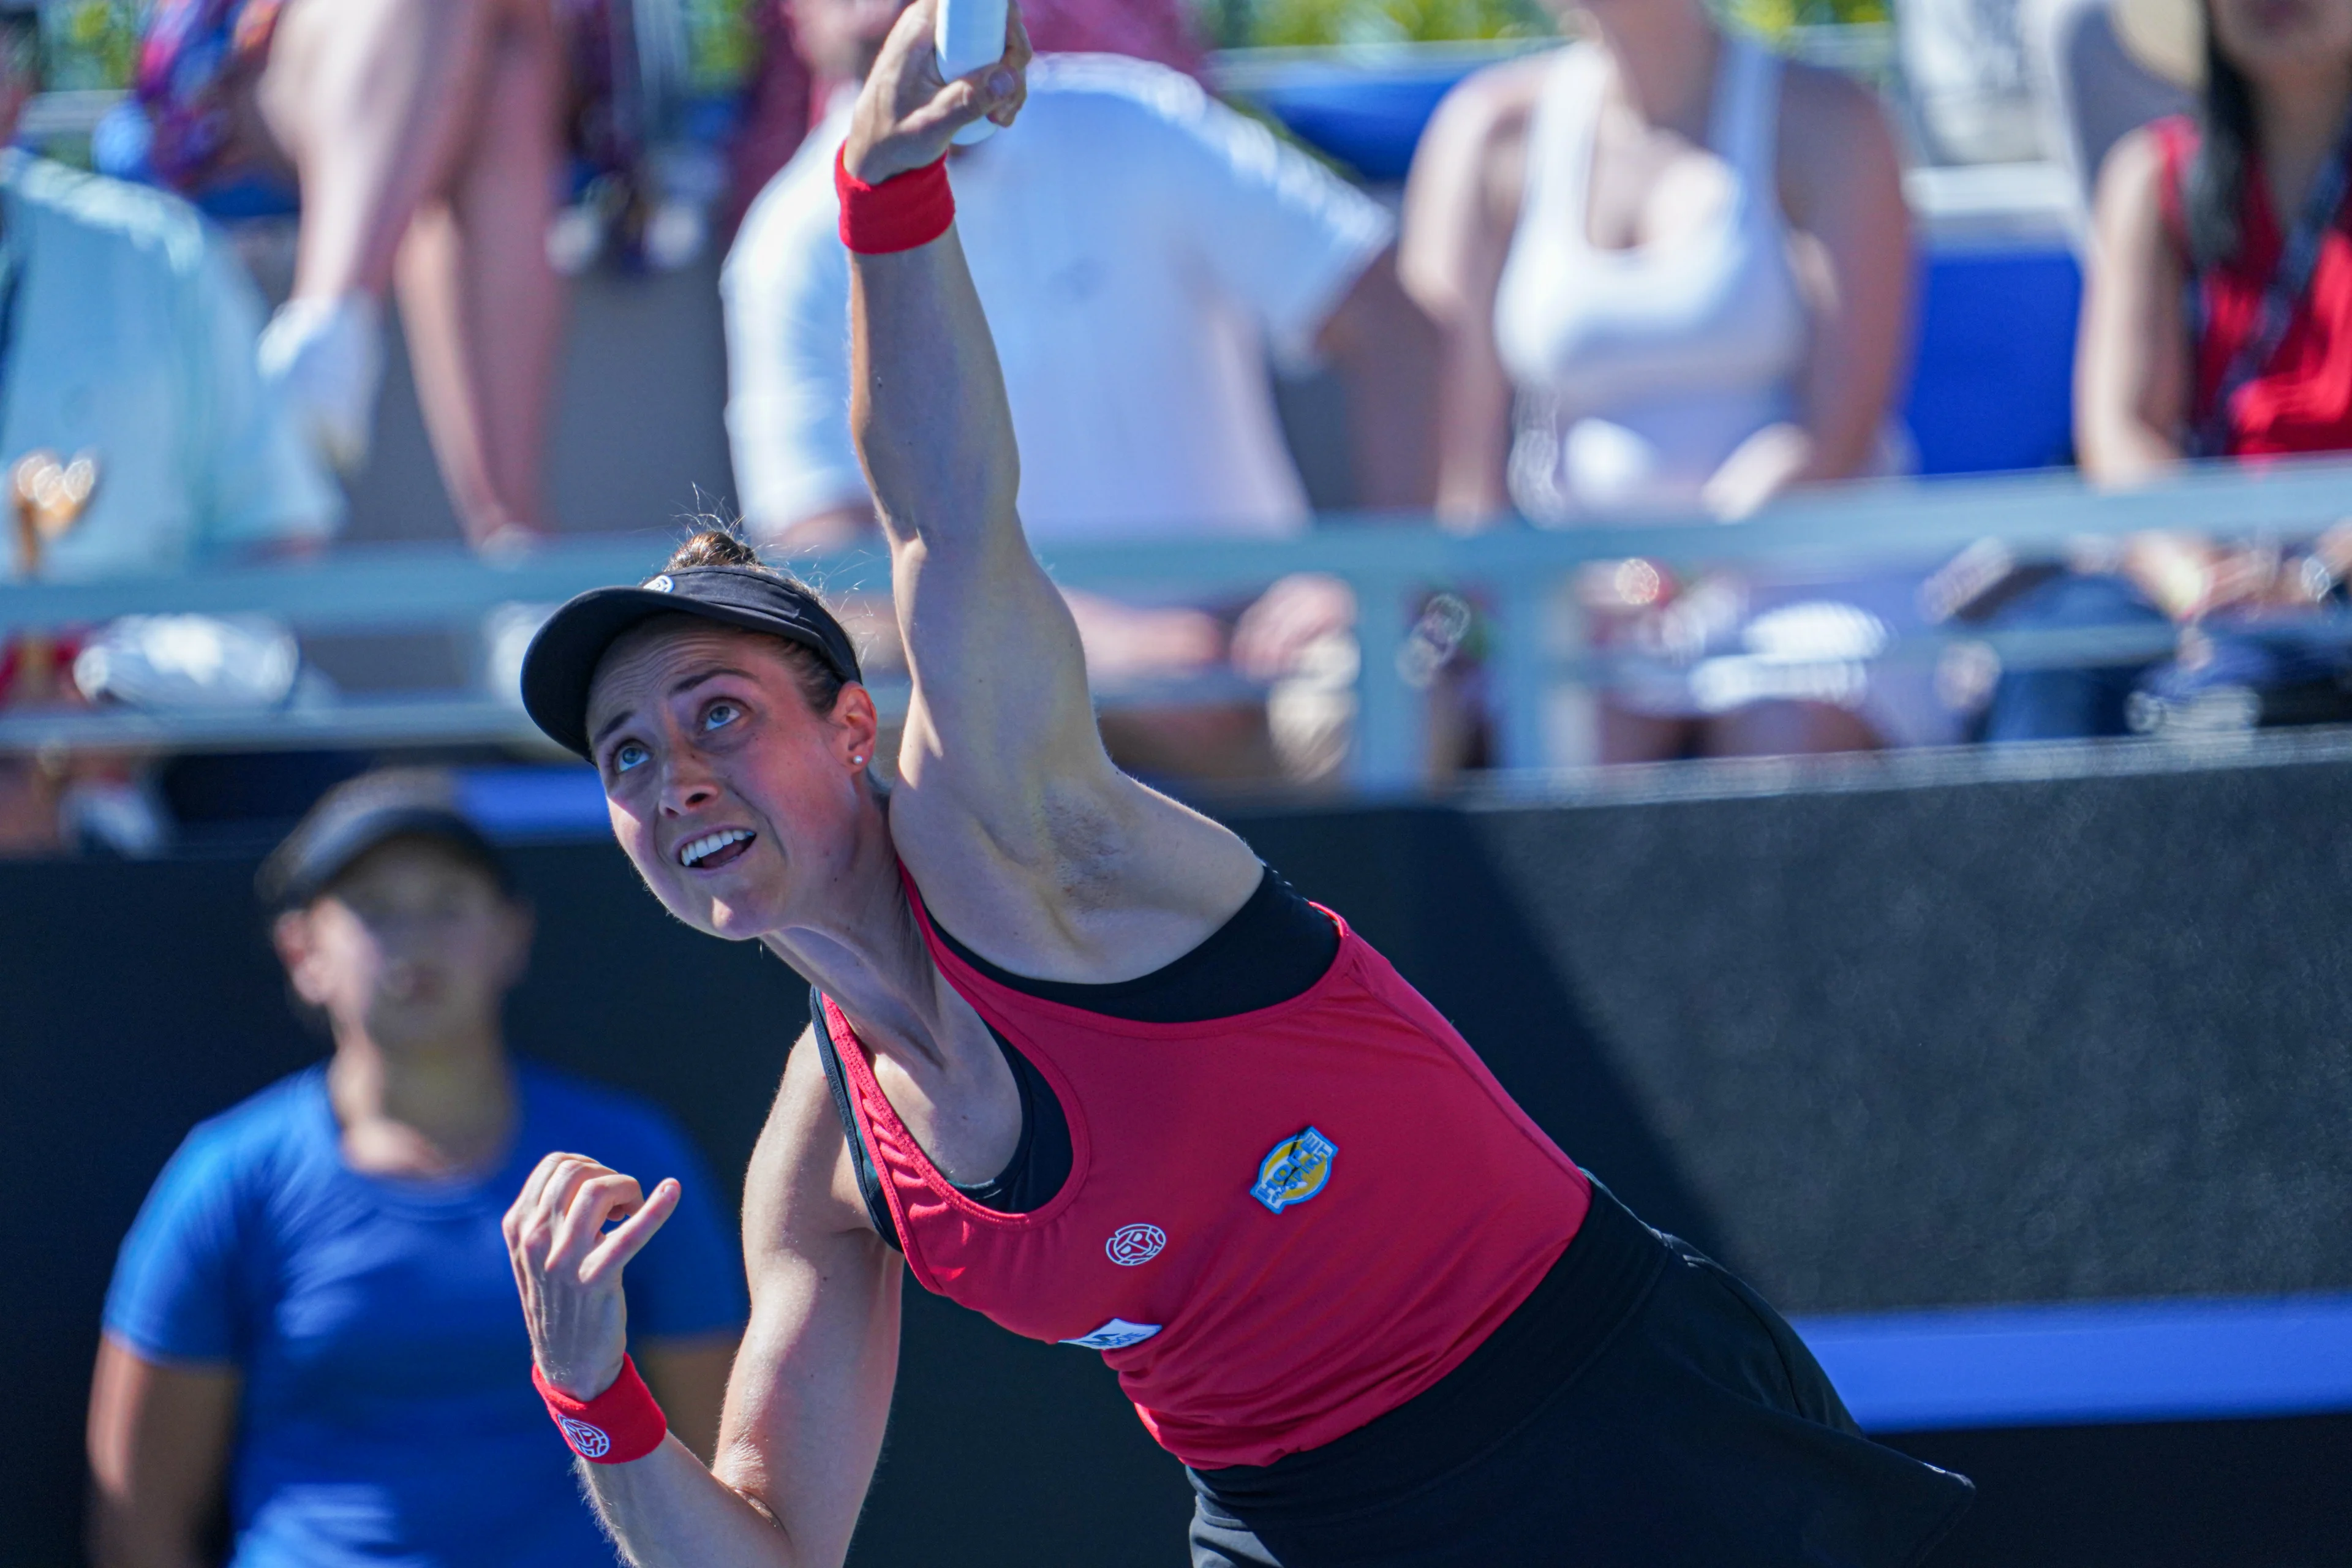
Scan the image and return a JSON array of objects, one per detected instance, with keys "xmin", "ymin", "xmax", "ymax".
[{"xmin": 500, "ymin": 4, "xmax": 1971, "ymax": 1561}]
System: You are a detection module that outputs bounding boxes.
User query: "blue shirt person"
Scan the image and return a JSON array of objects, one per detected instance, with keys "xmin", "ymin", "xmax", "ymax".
[{"xmin": 86, "ymin": 771, "xmax": 746, "ymax": 1568}]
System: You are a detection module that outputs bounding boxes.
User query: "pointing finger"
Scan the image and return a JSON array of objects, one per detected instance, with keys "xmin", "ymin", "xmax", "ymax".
[
  {"xmin": 579, "ymin": 1178, "xmax": 681, "ymax": 1287},
  {"xmin": 549, "ymin": 1172, "xmax": 647, "ymax": 1271}
]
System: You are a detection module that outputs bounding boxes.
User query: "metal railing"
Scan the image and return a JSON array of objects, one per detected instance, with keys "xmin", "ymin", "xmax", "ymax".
[{"xmin": 6, "ymin": 458, "xmax": 2352, "ymax": 789}]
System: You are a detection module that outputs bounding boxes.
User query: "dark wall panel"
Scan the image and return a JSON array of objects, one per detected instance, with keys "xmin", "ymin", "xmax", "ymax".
[
  {"xmin": 9, "ymin": 755, "xmax": 2352, "ymax": 1563},
  {"xmin": 1890, "ymin": 1413, "xmax": 2352, "ymax": 1567}
]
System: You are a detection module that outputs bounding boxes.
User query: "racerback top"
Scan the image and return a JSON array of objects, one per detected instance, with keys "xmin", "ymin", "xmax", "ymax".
[{"xmin": 818, "ymin": 868, "xmax": 1591, "ymax": 1469}]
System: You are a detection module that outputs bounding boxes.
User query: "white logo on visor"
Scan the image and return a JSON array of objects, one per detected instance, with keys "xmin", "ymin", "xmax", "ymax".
[
  {"xmin": 645, "ymin": 574, "xmax": 674, "ymax": 592},
  {"xmin": 1061, "ymin": 1318, "xmax": 1162, "ymax": 1351}
]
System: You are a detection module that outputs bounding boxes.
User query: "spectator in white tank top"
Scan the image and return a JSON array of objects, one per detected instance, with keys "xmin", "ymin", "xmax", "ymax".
[
  {"xmin": 723, "ymin": 0, "xmax": 1439, "ymax": 783},
  {"xmin": 1398, "ymin": 0, "xmax": 1929, "ymax": 763}
]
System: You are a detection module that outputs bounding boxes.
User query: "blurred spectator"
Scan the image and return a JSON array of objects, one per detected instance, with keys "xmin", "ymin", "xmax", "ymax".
[
  {"xmin": 0, "ymin": 3, "xmax": 340, "ymax": 856},
  {"xmin": 135, "ymin": 0, "xmax": 567, "ymax": 547},
  {"xmin": 1902, "ymin": 0, "xmax": 2048, "ymax": 165},
  {"xmin": 724, "ymin": 7, "xmax": 1436, "ymax": 780},
  {"xmin": 0, "ymin": 12, "xmax": 339, "ymax": 581},
  {"xmin": 86, "ymin": 771, "xmax": 743, "ymax": 1568},
  {"xmin": 723, "ymin": 0, "xmax": 1205, "ymax": 236},
  {"xmin": 2077, "ymin": 0, "xmax": 2352, "ymax": 474},
  {"xmin": 1987, "ymin": 0, "xmax": 2352, "ymax": 737},
  {"xmin": 1016, "ymin": 0, "xmax": 1207, "ymax": 75},
  {"xmin": 725, "ymin": 1, "xmax": 818, "ymax": 236},
  {"xmin": 1400, "ymin": 0, "xmax": 1928, "ymax": 761},
  {"xmin": 2025, "ymin": 0, "xmax": 2191, "ymax": 219}
]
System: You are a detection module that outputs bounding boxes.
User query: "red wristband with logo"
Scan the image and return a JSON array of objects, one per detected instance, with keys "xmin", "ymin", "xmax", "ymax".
[
  {"xmin": 533, "ymin": 1354, "xmax": 668, "ymax": 1463},
  {"xmin": 835, "ymin": 146, "xmax": 954, "ymax": 254}
]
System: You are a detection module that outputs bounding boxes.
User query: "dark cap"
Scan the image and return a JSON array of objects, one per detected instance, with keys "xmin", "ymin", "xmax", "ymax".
[
  {"xmin": 258, "ymin": 769, "xmax": 512, "ymax": 911},
  {"xmin": 519, "ymin": 565, "xmax": 864, "ymax": 758}
]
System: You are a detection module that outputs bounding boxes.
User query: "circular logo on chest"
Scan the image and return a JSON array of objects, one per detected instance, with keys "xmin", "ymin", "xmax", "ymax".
[
  {"xmin": 557, "ymin": 1415, "xmax": 612, "ymax": 1458},
  {"xmin": 1106, "ymin": 1223, "xmax": 1167, "ymax": 1266}
]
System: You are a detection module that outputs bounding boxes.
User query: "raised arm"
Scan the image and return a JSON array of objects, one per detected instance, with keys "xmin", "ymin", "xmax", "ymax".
[{"xmin": 842, "ymin": 0, "xmax": 1260, "ymax": 978}]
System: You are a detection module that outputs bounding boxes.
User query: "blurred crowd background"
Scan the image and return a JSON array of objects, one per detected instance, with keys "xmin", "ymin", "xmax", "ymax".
[
  {"xmin": 4, "ymin": 0, "xmax": 2351, "ymax": 852},
  {"xmin": 15, "ymin": 1, "xmax": 2352, "ymax": 1562}
]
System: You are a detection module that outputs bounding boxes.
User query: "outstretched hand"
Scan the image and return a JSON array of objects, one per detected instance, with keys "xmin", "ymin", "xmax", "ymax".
[
  {"xmin": 842, "ymin": 0, "xmax": 1031, "ymax": 184},
  {"xmin": 503, "ymin": 1152, "xmax": 680, "ymax": 1400}
]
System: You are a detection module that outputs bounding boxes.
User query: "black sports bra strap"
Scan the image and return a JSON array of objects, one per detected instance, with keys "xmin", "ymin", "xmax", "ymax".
[{"xmin": 808, "ymin": 988, "xmax": 905, "ymax": 1252}]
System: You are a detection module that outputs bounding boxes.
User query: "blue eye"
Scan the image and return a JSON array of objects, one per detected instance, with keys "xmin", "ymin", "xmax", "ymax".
[
  {"xmin": 704, "ymin": 702, "xmax": 740, "ymax": 731},
  {"xmin": 612, "ymin": 742, "xmax": 649, "ymax": 774}
]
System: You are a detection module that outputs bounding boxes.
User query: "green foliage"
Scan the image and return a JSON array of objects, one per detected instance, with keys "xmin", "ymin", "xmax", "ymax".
[
  {"xmin": 37, "ymin": 0, "xmax": 140, "ymax": 91},
  {"xmin": 1224, "ymin": 0, "xmax": 1554, "ymax": 49},
  {"xmin": 682, "ymin": 0, "xmax": 759, "ymax": 94},
  {"xmin": 1716, "ymin": 0, "xmax": 1887, "ymax": 31},
  {"xmin": 1201, "ymin": 0, "xmax": 1887, "ymax": 49}
]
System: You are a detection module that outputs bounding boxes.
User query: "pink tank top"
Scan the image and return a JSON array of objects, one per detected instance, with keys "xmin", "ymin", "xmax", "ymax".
[{"xmin": 821, "ymin": 871, "xmax": 1591, "ymax": 1468}]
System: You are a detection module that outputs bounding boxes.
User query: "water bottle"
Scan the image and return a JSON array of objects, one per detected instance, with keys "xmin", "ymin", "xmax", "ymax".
[{"xmin": 933, "ymin": 0, "xmax": 1009, "ymax": 146}]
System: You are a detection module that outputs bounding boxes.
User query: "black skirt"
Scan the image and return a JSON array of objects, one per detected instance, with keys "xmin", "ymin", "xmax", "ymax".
[{"xmin": 1187, "ymin": 1180, "xmax": 1972, "ymax": 1567}]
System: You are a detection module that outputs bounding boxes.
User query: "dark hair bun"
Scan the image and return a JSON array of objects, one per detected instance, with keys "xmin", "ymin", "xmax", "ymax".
[{"xmin": 667, "ymin": 529, "xmax": 764, "ymax": 571}]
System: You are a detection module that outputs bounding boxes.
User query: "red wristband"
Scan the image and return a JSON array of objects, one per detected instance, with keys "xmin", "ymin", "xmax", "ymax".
[
  {"xmin": 533, "ymin": 1354, "xmax": 668, "ymax": 1464},
  {"xmin": 835, "ymin": 146, "xmax": 954, "ymax": 254}
]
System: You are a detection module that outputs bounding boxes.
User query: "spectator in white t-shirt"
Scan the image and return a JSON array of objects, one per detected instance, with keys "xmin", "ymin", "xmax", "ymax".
[{"xmin": 722, "ymin": 6, "xmax": 1436, "ymax": 780}]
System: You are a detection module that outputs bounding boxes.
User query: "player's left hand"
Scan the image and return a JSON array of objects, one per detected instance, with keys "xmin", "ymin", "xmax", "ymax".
[
  {"xmin": 842, "ymin": 0, "xmax": 1031, "ymax": 184},
  {"xmin": 503, "ymin": 1152, "xmax": 680, "ymax": 1401}
]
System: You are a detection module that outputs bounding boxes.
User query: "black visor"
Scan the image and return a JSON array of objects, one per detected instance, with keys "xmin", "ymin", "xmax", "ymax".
[{"xmin": 520, "ymin": 565, "xmax": 864, "ymax": 758}]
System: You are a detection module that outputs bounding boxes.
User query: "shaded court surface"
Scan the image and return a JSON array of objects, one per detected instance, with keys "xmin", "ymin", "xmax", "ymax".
[{"xmin": 9, "ymin": 741, "xmax": 2352, "ymax": 1564}]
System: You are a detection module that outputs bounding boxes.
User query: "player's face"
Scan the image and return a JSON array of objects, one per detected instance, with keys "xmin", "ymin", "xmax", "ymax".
[
  {"xmin": 586, "ymin": 621, "xmax": 880, "ymax": 941},
  {"xmin": 277, "ymin": 840, "xmax": 530, "ymax": 1051}
]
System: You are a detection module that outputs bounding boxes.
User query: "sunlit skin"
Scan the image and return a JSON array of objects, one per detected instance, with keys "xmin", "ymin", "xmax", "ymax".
[
  {"xmin": 582, "ymin": 619, "xmax": 1023, "ymax": 1190},
  {"xmin": 586, "ymin": 619, "xmax": 883, "ymax": 943}
]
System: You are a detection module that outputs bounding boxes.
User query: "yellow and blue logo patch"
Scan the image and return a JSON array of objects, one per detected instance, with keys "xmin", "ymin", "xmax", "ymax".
[{"xmin": 1251, "ymin": 1126, "xmax": 1336, "ymax": 1213}]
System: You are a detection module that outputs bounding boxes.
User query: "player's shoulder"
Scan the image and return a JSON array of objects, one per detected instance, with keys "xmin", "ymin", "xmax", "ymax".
[{"xmin": 0, "ymin": 149, "xmax": 216, "ymax": 276}]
